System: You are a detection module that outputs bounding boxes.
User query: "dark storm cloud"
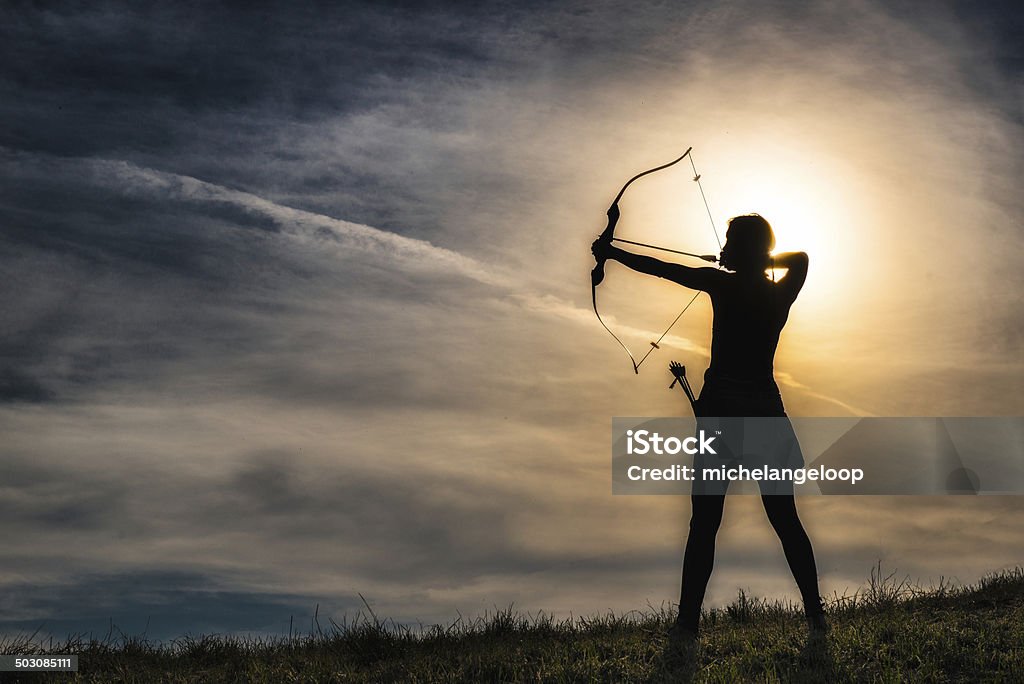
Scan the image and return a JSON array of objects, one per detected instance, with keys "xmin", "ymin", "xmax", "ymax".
[
  {"xmin": 0, "ymin": 2, "xmax": 505, "ymax": 152},
  {"xmin": 4, "ymin": 1, "xmax": 1018, "ymax": 161},
  {"xmin": 0, "ymin": 455, "xmax": 128, "ymax": 528},
  {"xmin": 0, "ymin": 1, "xmax": 545, "ymax": 243},
  {"xmin": 948, "ymin": 0, "xmax": 1024, "ymax": 116},
  {"xmin": 0, "ymin": 368, "xmax": 56, "ymax": 403},
  {"xmin": 0, "ymin": 570, "xmax": 335, "ymax": 641}
]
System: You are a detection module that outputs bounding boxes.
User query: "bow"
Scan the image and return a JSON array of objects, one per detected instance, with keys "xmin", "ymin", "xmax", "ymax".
[{"xmin": 591, "ymin": 147, "xmax": 723, "ymax": 374}]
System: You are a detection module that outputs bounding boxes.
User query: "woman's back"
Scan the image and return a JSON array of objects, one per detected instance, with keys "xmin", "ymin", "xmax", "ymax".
[{"xmin": 709, "ymin": 274, "xmax": 793, "ymax": 382}]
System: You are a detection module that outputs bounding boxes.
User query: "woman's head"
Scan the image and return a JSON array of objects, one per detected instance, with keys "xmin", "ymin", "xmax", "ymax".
[{"xmin": 721, "ymin": 214, "xmax": 775, "ymax": 273}]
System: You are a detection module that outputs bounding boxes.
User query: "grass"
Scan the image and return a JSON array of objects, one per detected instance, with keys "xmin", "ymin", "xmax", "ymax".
[{"xmin": 3, "ymin": 565, "xmax": 1023, "ymax": 683}]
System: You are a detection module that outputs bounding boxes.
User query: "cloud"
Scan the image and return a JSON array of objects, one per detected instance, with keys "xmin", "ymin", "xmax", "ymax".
[
  {"xmin": 1, "ymin": 148, "xmax": 503, "ymax": 285},
  {"xmin": 0, "ymin": 570, "xmax": 333, "ymax": 640}
]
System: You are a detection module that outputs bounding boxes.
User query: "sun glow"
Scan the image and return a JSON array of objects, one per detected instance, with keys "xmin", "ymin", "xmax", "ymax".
[{"xmin": 711, "ymin": 150, "xmax": 858, "ymax": 310}]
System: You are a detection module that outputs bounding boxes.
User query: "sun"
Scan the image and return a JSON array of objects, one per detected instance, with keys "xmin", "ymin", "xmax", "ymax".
[{"xmin": 712, "ymin": 154, "xmax": 856, "ymax": 305}]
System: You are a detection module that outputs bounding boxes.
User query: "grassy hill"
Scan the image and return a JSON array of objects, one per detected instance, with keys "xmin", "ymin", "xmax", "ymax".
[{"xmin": 4, "ymin": 567, "xmax": 1023, "ymax": 683}]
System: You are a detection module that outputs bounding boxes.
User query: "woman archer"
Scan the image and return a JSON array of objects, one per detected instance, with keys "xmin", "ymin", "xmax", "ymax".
[{"xmin": 592, "ymin": 206, "xmax": 827, "ymax": 640}]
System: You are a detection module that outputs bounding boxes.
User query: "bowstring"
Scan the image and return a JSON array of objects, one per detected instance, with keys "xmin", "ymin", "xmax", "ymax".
[
  {"xmin": 633, "ymin": 290, "xmax": 701, "ymax": 370},
  {"xmin": 688, "ymin": 150, "xmax": 723, "ymax": 250},
  {"xmin": 630, "ymin": 150, "xmax": 721, "ymax": 373}
]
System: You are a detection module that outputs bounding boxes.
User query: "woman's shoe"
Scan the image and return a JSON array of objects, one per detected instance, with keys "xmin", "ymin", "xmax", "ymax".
[
  {"xmin": 667, "ymin": 621, "xmax": 698, "ymax": 643},
  {"xmin": 805, "ymin": 599, "xmax": 829, "ymax": 638}
]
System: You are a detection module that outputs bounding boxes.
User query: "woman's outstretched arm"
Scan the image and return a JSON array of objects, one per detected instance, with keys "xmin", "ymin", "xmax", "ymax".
[{"xmin": 593, "ymin": 241, "xmax": 722, "ymax": 292}]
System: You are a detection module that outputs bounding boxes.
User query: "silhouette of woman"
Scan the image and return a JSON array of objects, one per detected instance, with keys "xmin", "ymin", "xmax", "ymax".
[{"xmin": 592, "ymin": 208, "xmax": 826, "ymax": 639}]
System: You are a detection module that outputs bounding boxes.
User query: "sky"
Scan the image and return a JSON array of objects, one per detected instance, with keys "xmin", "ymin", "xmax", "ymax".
[{"xmin": 1, "ymin": 0, "xmax": 1022, "ymax": 639}]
